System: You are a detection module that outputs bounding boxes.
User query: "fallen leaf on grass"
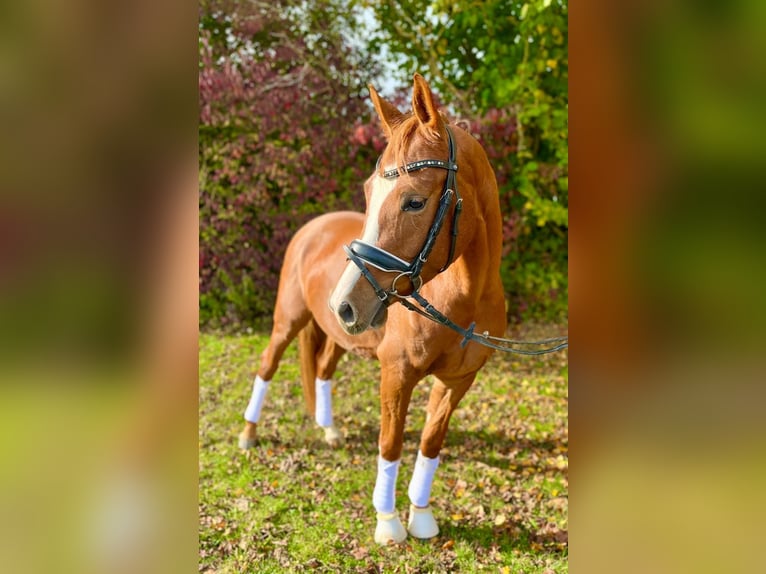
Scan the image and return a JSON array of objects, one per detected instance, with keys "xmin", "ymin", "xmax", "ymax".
[
  {"xmin": 547, "ymin": 497, "xmax": 567, "ymax": 510},
  {"xmin": 441, "ymin": 540, "xmax": 454, "ymax": 550},
  {"xmin": 494, "ymin": 514, "xmax": 507, "ymax": 526}
]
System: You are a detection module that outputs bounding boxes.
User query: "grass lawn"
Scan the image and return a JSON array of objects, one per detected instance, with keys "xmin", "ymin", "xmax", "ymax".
[{"xmin": 199, "ymin": 323, "xmax": 568, "ymax": 573}]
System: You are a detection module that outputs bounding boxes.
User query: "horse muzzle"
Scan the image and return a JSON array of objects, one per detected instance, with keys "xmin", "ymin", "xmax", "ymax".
[
  {"xmin": 330, "ymin": 297, "xmax": 388, "ymax": 335},
  {"xmin": 329, "ymin": 262, "xmax": 390, "ymax": 335}
]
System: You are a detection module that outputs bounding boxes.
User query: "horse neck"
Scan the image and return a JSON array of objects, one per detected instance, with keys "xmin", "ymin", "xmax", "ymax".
[{"xmin": 431, "ymin": 164, "xmax": 503, "ymax": 305}]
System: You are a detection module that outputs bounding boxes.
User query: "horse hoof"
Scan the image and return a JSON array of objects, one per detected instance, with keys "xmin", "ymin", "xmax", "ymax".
[
  {"xmin": 407, "ymin": 505, "xmax": 439, "ymax": 539},
  {"xmin": 238, "ymin": 433, "xmax": 257, "ymax": 450},
  {"xmin": 323, "ymin": 425, "xmax": 344, "ymax": 447},
  {"xmin": 374, "ymin": 512, "xmax": 408, "ymax": 545}
]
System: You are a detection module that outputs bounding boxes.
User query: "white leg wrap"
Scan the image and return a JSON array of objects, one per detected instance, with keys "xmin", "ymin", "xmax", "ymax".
[
  {"xmin": 408, "ymin": 451, "xmax": 439, "ymax": 508},
  {"xmin": 315, "ymin": 377, "xmax": 333, "ymax": 427},
  {"xmin": 244, "ymin": 375, "xmax": 269, "ymax": 423},
  {"xmin": 372, "ymin": 457, "xmax": 400, "ymax": 514}
]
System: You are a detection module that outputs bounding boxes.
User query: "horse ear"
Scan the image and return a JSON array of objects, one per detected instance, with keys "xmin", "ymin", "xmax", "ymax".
[
  {"xmin": 369, "ymin": 84, "xmax": 403, "ymax": 139},
  {"xmin": 411, "ymin": 73, "xmax": 441, "ymax": 132}
]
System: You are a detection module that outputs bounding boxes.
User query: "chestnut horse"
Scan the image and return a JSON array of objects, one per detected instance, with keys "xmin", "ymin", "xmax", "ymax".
[{"xmin": 239, "ymin": 74, "xmax": 506, "ymax": 544}]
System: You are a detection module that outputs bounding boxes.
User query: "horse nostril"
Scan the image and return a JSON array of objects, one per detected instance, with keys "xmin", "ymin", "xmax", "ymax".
[{"xmin": 337, "ymin": 301, "xmax": 356, "ymax": 325}]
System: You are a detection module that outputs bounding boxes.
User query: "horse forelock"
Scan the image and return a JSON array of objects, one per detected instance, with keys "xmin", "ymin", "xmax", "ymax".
[{"xmin": 385, "ymin": 112, "xmax": 450, "ymax": 180}]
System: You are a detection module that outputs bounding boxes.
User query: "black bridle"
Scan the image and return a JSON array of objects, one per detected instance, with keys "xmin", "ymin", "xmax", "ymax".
[
  {"xmin": 342, "ymin": 126, "xmax": 568, "ymax": 355},
  {"xmin": 343, "ymin": 126, "xmax": 462, "ymax": 302}
]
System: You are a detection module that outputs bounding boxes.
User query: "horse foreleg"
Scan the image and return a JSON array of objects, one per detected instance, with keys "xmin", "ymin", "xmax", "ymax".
[
  {"xmin": 372, "ymin": 368, "xmax": 417, "ymax": 544},
  {"xmin": 406, "ymin": 376, "xmax": 473, "ymax": 539}
]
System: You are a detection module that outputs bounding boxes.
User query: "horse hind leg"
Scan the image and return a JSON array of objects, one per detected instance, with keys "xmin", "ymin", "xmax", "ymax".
[
  {"xmin": 238, "ymin": 289, "xmax": 310, "ymax": 450},
  {"xmin": 300, "ymin": 320, "xmax": 346, "ymax": 447}
]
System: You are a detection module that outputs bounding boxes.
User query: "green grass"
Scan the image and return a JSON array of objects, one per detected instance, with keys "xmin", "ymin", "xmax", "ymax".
[{"xmin": 199, "ymin": 324, "xmax": 568, "ymax": 573}]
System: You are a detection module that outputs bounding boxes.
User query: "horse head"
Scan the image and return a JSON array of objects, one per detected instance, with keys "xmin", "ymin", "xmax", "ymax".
[{"xmin": 329, "ymin": 74, "xmax": 485, "ymax": 335}]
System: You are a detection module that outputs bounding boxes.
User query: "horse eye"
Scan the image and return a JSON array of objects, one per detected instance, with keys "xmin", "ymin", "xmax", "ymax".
[{"xmin": 403, "ymin": 198, "xmax": 426, "ymax": 212}]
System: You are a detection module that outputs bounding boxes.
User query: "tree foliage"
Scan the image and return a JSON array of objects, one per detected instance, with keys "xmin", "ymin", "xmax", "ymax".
[
  {"xmin": 359, "ymin": 0, "xmax": 568, "ymax": 319},
  {"xmin": 199, "ymin": 0, "xmax": 379, "ymax": 326},
  {"xmin": 198, "ymin": 0, "xmax": 568, "ymax": 326}
]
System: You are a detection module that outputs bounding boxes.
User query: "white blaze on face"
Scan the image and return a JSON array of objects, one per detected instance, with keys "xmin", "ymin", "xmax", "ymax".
[
  {"xmin": 361, "ymin": 174, "xmax": 397, "ymax": 245},
  {"xmin": 329, "ymin": 174, "xmax": 396, "ymax": 310}
]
